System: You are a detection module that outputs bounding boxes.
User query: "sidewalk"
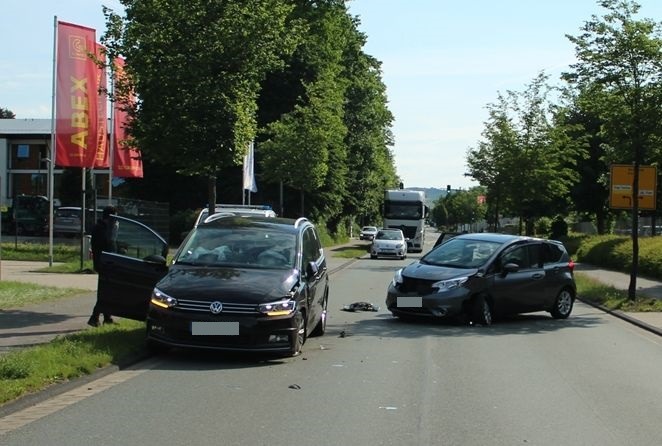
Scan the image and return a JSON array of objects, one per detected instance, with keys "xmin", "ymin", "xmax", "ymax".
[
  {"xmin": 1, "ymin": 256, "xmax": 661, "ymax": 355},
  {"xmin": 573, "ymin": 263, "xmax": 662, "ymax": 336}
]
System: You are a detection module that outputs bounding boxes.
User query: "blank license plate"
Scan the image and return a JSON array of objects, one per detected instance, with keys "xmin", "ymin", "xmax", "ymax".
[
  {"xmin": 397, "ymin": 296, "xmax": 422, "ymax": 308},
  {"xmin": 191, "ymin": 322, "xmax": 239, "ymax": 336}
]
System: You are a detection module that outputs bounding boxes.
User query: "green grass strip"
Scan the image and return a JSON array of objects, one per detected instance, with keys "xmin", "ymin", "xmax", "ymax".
[{"xmin": 0, "ymin": 320, "xmax": 146, "ymax": 405}]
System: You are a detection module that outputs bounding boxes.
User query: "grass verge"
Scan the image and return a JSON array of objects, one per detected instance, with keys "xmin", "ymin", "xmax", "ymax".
[
  {"xmin": 575, "ymin": 272, "xmax": 662, "ymax": 312},
  {"xmin": 0, "ymin": 320, "xmax": 146, "ymax": 406},
  {"xmin": 1, "ymin": 241, "xmax": 82, "ymax": 262},
  {"xmin": 0, "ymin": 281, "xmax": 89, "ymax": 308},
  {"xmin": 328, "ymin": 243, "xmax": 369, "ymax": 259}
]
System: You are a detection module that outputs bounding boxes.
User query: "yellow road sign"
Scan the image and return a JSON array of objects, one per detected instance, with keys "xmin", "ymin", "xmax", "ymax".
[{"xmin": 610, "ymin": 164, "xmax": 657, "ymax": 210}]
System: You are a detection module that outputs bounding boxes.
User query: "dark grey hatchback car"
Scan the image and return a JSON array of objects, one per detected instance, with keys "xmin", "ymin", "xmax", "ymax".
[
  {"xmin": 386, "ymin": 233, "xmax": 576, "ymax": 325},
  {"xmin": 96, "ymin": 215, "xmax": 329, "ymax": 356}
]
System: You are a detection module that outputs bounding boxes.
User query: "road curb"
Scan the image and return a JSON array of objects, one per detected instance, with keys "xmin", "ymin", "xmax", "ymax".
[{"xmin": 578, "ymin": 297, "xmax": 662, "ymax": 337}]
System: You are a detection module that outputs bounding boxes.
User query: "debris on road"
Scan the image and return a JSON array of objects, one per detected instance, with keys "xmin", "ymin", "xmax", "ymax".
[{"xmin": 341, "ymin": 302, "xmax": 380, "ymax": 312}]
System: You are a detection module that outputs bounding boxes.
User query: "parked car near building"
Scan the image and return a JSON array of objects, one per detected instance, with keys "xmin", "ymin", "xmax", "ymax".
[
  {"xmin": 386, "ymin": 233, "xmax": 576, "ymax": 325},
  {"xmin": 96, "ymin": 214, "xmax": 329, "ymax": 357},
  {"xmin": 52, "ymin": 206, "xmax": 99, "ymax": 237},
  {"xmin": 1, "ymin": 194, "xmax": 50, "ymax": 235}
]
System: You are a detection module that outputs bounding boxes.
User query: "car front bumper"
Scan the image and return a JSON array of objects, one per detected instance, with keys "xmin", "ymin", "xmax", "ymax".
[
  {"xmin": 385, "ymin": 283, "xmax": 470, "ymax": 318},
  {"xmin": 371, "ymin": 246, "xmax": 406, "ymax": 258},
  {"xmin": 146, "ymin": 305, "xmax": 299, "ymax": 352}
]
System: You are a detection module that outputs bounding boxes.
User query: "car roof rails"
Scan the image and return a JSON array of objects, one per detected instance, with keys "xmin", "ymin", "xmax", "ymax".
[
  {"xmin": 294, "ymin": 217, "xmax": 309, "ymax": 228},
  {"xmin": 203, "ymin": 212, "xmax": 237, "ymax": 224}
]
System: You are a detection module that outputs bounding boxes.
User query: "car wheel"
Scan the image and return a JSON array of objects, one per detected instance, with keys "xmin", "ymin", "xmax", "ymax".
[
  {"xmin": 550, "ymin": 288, "xmax": 574, "ymax": 319},
  {"xmin": 370, "ymin": 254, "xmax": 377, "ymax": 259},
  {"xmin": 310, "ymin": 293, "xmax": 328, "ymax": 337},
  {"xmin": 472, "ymin": 295, "xmax": 492, "ymax": 326},
  {"xmin": 290, "ymin": 311, "xmax": 307, "ymax": 356}
]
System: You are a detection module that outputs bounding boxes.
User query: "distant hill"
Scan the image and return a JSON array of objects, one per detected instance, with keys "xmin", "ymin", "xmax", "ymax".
[{"xmin": 406, "ymin": 187, "xmax": 445, "ymax": 207}]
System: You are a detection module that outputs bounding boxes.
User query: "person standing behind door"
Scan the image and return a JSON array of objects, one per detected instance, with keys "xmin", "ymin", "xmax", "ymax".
[{"xmin": 88, "ymin": 205, "xmax": 119, "ymax": 327}]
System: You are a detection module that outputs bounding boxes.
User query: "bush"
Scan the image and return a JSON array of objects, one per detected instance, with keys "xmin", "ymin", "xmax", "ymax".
[
  {"xmin": 535, "ymin": 217, "xmax": 552, "ymax": 236},
  {"xmin": 572, "ymin": 233, "xmax": 662, "ymax": 280},
  {"xmin": 557, "ymin": 232, "xmax": 589, "ymax": 257},
  {"xmin": 575, "ymin": 234, "xmax": 630, "ymax": 270}
]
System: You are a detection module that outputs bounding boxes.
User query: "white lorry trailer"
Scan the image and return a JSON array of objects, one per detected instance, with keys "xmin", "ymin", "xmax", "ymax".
[{"xmin": 383, "ymin": 189, "xmax": 428, "ymax": 253}]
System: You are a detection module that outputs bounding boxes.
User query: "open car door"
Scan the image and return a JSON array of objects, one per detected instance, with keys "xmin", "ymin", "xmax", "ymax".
[{"xmin": 96, "ymin": 215, "xmax": 169, "ymax": 321}]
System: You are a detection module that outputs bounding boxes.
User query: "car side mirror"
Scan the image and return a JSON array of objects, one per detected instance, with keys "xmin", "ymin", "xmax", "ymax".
[
  {"xmin": 502, "ymin": 262, "xmax": 519, "ymax": 275},
  {"xmin": 144, "ymin": 254, "xmax": 167, "ymax": 265},
  {"xmin": 306, "ymin": 261, "xmax": 319, "ymax": 278}
]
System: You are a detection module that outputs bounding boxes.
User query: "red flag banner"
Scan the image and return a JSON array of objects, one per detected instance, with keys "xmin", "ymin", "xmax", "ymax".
[
  {"xmin": 112, "ymin": 57, "xmax": 143, "ymax": 178},
  {"xmin": 94, "ymin": 43, "xmax": 109, "ymax": 168},
  {"xmin": 55, "ymin": 21, "xmax": 98, "ymax": 167}
]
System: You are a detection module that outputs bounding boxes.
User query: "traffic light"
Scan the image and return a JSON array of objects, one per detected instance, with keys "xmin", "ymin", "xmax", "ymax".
[
  {"xmin": 446, "ymin": 185, "xmax": 451, "ymax": 192},
  {"xmin": 399, "ymin": 182, "xmax": 404, "ymax": 190}
]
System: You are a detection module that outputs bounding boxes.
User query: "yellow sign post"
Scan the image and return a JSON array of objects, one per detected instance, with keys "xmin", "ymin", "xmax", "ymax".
[{"xmin": 609, "ymin": 164, "xmax": 657, "ymax": 210}]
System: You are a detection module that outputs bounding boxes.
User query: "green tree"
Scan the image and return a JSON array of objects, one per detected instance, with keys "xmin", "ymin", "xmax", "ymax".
[
  {"xmin": 435, "ymin": 188, "xmax": 486, "ymax": 231},
  {"xmin": 259, "ymin": 1, "xmax": 348, "ymax": 218},
  {"xmin": 101, "ymin": 0, "xmax": 304, "ymax": 218},
  {"xmin": 0, "ymin": 107, "xmax": 15, "ymax": 119},
  {"xmin": 466, "ymin": 94, "xmax": 517, "ymax": 232},
  {"xmin": 563, "ymin": 0, "xmax": 662, "ymax": 299},
  {"xmin": 557, "ymin": 90, "xmax": 612, "ymax": 234},
  {"xmin": 467, "ymin": 73, "xmax": 582, "ymax": 235},
  {"xmin": 341, "ymin": 32, "xmax": 398, "ymax": 227}
]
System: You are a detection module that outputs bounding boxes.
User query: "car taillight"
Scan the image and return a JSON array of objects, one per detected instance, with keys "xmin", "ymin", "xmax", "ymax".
[{"xmin": 568, "ymin": 259, "xmax": 575, "ymax": 272}]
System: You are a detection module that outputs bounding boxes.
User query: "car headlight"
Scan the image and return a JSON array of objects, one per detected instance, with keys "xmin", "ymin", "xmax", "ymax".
[
  {"xmin": 433, "ymin": 277, "xmax": 468, "ymax": 292},
  {"xmin": 391, "ymin": 268, "xmax": 404, "ymax": 287},
  {"xmin": 395, "ymin": 243, "xmax": 404, "ymax": 248},
  {"xmin": 259, "ymin": 299, "xmax": 297, "ymax": 317},
  {"xmin": 150, "ymin": 288, "xmax": 178, "ymax": 309}
]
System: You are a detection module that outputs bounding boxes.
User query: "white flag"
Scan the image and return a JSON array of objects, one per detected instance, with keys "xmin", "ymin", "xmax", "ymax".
[{"xmin": 242, "ymin": 140, "xmax": 257, "ymax": 193}]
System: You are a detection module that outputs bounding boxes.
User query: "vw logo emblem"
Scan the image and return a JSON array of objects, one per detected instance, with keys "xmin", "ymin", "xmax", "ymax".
[{"xmin": 209, "ymin": 301, "xmax": 223, "ymax": 314}]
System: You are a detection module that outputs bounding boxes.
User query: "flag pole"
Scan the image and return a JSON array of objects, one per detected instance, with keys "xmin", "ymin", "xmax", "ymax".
[
  {"xmin": 48, "ymin": 16, "xmax": 58, "ymax": 267},
  {"xmin": 108, "ymin": 60, "xmax": 115, "ymax": 205}
]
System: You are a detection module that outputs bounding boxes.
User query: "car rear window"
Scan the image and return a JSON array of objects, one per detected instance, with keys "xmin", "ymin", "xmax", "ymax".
[{"xmin": 56, "ymin": 209, "xmax": 80, "ymax": 218}]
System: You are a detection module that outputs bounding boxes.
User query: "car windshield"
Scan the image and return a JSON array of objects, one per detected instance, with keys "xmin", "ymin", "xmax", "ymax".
[
  {"xmin": 421, "ymin": 238, "xmax": 502, "ymax": 268},
  {"xmin": 362, "ymin": 226, "xmax": 377, "ymax": 232},
  {"xmin": 376, "ymin": 230, "xmax": 403, "ymax": 241},
  {"xmin": 175, "ymin": 226, "xmax": 297, "ymax": 269}
]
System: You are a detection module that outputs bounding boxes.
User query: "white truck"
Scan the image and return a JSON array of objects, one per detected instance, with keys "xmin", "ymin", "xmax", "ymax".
[{"xmin": 383, "ymin": 189, "xmax": 428, "ymax": 253}]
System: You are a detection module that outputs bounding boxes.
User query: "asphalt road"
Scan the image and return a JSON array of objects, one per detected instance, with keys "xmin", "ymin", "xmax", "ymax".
[{"xmin": 2, "ymin": 235, "xmax": 662, "ymax": 445}]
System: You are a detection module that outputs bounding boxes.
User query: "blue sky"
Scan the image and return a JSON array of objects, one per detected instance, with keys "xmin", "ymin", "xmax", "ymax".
[{"xmin": 2, "ymin": 1, "xmax": 662, "ymax": 190}]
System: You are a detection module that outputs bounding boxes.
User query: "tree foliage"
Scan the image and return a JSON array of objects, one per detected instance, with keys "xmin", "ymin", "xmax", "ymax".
[
  {"xmin": 433, "ymin": 188, "xmax": 487, "ymax": 231},
  {"xmin": 563, "ymin": 0, "xmax": 662, "ymax": 298},
  {"xmin": 258, "ymin": 0, "xmax": 396, "ymax": 226},
  {"xmin": 0, "ymin": 107, "xmax": 15, "ymax": 119},
  {"xmin": 101, "ymin": 0, "xmax": 305, "ymax": 214},
  {"xmin": 95, "ymin": 0, "xmax": 400, "ymax": 237},
  {"xmin": 467, "ymin": 73, "xmax": 583, "ymax": 234}
]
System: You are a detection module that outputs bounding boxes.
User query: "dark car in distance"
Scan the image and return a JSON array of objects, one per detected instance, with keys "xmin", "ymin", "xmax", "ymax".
[
  {"xmin": 386, "ymin": 233, "xmax": 576, "ymax": 325},
  {"xmin": 96, "ymin": 215, "xmax": 329, "ymax": 356}
]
